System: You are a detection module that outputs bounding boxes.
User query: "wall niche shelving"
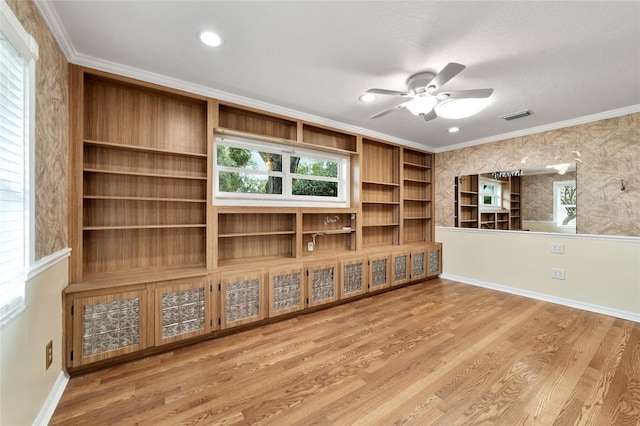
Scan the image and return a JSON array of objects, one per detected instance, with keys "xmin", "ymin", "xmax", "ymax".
[{"xmin": 66, "ymin": 65, "xmax": 441, "ymax": 371}]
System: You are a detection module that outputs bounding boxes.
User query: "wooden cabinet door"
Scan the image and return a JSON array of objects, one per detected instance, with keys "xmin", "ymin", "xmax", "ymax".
[
  {"xmin": 71, "ymin": 287, "xmax": 149, "ymax": 367},
  {"xmin": 154, "ymin": 277, "xmax": 212, "ymax": 346},
  {"xmin": 268, "ymin": 265, "xmax": 305, "ymax": 317},
  {"xmin": 306, "ymin": 260, "xmax": 338, "ymax": 307},
  {"xmin": 368, "ymin": 253, "xmax": 390, "ymax": 291},
  {"xmin": 427, "ymin": 243, "xmax": 443, "ymax": 277},
  {"xmin": 220, "ymin": 270, "xmax": 264, "ymax": 329},
  {"xmin": 392, "ymin": 251, "xmax": 411, "ymax": 286},
  {"xmin": 339, "ymin": 256, "xmax": 366, "ymax": 299},
  {"xmin": 410, "ymin": 249, "xmax": 427, "ymax": 281}
]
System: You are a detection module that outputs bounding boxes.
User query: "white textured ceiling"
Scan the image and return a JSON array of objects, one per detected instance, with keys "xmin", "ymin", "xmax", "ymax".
[{"xmin": 38, "ymin": 1, "xmax": 640, "ymax": 151}]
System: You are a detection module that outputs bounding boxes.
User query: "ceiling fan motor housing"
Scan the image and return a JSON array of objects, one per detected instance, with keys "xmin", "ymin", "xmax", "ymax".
[{"xmin": 407, "ymin": 72, "xmax": 436, "ymax": 93}]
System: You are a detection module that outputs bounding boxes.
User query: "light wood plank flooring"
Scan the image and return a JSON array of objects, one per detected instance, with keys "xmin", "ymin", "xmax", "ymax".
[{"xmin": 50, "ymin": 278, "xmax": 640, "ymax": 425}]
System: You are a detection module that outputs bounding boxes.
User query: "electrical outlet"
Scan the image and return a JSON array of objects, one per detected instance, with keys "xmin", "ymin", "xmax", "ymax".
[
  {"xmin": 45, "ymin": 340, "xmax": 53, "ymax": 370},
  {"xmin": 307, "ymin": 242, "xmax": 314, "ymax": 251},
  {"xmin": 551, "ymin": 242, "xmax": 565, "ymax": 254},
  {"xmin": 551, "ymin": 268, "xmax": 565, "ymax": 280}
]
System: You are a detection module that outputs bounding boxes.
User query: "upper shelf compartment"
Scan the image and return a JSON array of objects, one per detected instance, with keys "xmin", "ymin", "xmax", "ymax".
[
  {"xmin": 84, "ymin": 74, "xmax": 207, "ymax": 155},
  {"xmin": 302, "ymin": 123, "xmax": 357, "ymax": 153},
  {"xmin": 218, "ymin": 103, "xmax": 297, "ymax": 140}
]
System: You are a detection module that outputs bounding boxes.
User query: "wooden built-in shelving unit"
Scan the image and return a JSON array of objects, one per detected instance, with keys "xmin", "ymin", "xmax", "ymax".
[{"xmin": 65, "ymin": 65, "xmax": 441, "ymax": 371}]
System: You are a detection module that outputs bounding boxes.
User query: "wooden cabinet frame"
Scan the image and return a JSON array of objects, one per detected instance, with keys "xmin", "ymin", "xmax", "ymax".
[
  {"xmin": 220, "ymin": 270, "xmax": 265, "ymax": 329},
  {"xmin": 268, "ymin": 265, "xmax": 305, "ymax": 317},
  {"xmin": 368, "ymin": 253, "xmax": 391, "ymax": 292},
  {"xmin": 306, "ymin": 260, "xmax": 339, "ymax": 307},
  {"xmin": 410, "ymin": 249, "xmax": 427, "ymax": 281},
  {"xmin": 154, "ymin": 277, "xmax": 213, "ymax": 346},
  {"xmin": 339, "ymin": 256, "xmax": 367, "ymax": 299},
  {"xmin": 391, "ymin": 251, "xmax": 411, "ymax": 286}
]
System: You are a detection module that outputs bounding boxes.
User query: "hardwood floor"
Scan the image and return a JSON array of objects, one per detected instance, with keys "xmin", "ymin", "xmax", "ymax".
[{"xmin": 50, "ymin": 278, "xmax": 640, "ymax": 425}]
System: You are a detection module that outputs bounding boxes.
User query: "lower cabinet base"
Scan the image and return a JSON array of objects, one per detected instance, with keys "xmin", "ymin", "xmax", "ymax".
[{"xmin": 64, "ymin": 242, "xmax": 442, "ymax": 372}]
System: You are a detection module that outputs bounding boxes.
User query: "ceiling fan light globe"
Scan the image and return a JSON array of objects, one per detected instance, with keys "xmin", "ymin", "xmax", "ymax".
[
  {"xmin": 435, "ymin": 98, "xmax": 489, "ymax": 119},
  {"xmin": 405, "ymin": 95, "xmax": 438, "ymax": 116}
]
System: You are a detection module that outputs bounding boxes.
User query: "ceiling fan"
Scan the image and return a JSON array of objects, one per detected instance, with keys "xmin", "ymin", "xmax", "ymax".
[{"xmin": 367, "ymin": 63, "xmax": 493, "ymax": 121}]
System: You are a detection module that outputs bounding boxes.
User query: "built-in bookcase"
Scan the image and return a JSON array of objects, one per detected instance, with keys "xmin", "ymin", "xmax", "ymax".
[
  {"xmin": 73, "ymin": 69, "xmax": 209, "ymax": 281},
  {"xmin": 361, "ymin": 139, "xmax": 400, "ymax": 247},
  {"xmin": 402, "ymin": 148, "xmax": 433, "ymax": 243}
]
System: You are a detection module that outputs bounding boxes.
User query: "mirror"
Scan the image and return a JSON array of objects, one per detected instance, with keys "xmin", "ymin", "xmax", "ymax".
[{"xmin": 455, "ymin": 164, "xmax": 577, "ymax": 234}]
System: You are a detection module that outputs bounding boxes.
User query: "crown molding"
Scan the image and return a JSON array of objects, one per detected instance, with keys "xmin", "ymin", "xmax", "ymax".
[
  {"xmin": 33, "ymin": 0, "xmax": 75, "ymax": 60},
  {"xmin": 435, "ymin": 104, "xmax": 640, "ymax": 153}
]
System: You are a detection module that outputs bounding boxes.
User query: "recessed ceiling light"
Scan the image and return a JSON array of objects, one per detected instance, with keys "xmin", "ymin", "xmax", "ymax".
[
  {"xmin": 359, "ymin": 93, "xmax": 376, "ymax": 102},
  {"xmin": 199, "ymin": 31, "xmax": 223, "ymax": 47},
  {"xmin": 448, "ymin": 127, "xmax": 460, "ymax": 133}
]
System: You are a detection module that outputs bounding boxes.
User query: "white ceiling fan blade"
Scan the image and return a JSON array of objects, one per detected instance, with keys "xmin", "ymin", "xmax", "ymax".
[
  {"xmin": 367, "ymin": 88, "xmax": 412, "ymax": 97},
  {"xmin": 422, "ymin": 110, "xmax": 437, "ymax": 121},
  {"xmin": 427, "ymin": 63, "xmax": 465, "ymax": 90},
  {"xmin": 370, "ymin": 102, "xmax": 407, "ymax": 119},
  {"xmin": 442, "ymin": 88, "xmax": 494, "ymax": 99}
]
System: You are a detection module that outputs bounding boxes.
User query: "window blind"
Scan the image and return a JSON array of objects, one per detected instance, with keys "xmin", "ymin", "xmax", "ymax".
[{"xmin": 0, "ymin": 30, "xmax": 27, "ymax": 323}]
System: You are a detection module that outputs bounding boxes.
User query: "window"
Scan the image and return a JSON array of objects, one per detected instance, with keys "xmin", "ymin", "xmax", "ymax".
[
  {"xmin": 480, "ymin": 180, "xmax": 502, "ymax": 208},
  {"xmin": 0, "ymin": 2, "xmax": 38, "ymax": 326},
  {"xmin": 215, "ymin": 136, "xmax": 349, "ymax": 207},
  {"xmin": 554, "ymin": 180, "xmax": 576, "ymax": 228}
]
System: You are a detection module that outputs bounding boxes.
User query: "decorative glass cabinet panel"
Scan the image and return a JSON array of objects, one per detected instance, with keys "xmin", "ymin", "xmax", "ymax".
[
  {"xmin": 410, "ymin": 249, "xmax": 427, "ymax": 281},
  {"xmin": 392, "ymin": 251, "xmax": 411, "ymax": 286},
  {"xmin": 428, "ymin": 243, "xmax": 442, "ymax": 277},
  {"xmin": 220, "ymin": 270, "xmax": 264, "ymax": 329},
  {"xmin": 339, "ymin": 256, "xmax": 366, "ymax": 299},
  {"xmin": 154, "ymin": 277, "xmax": 212, "ymax": 346},
  {"xmin": 368, "ymin": 253, "xmax": 391, "ymax": 291},
  {"xmin": 72, "ymin": 289, "xmax": 148, "ymax": 367},
  {"xmin": 306, "ymin": 261, "xmax": 338, "ymax": 307},
  {"xmin": 268, "ymin": 265, "xmax": 304, "ymax": 317}
]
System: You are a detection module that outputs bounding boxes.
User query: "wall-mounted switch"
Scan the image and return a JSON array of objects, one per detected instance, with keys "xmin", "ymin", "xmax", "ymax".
[{"xmin": 551, "ymin": 242, "xmax": 565, "ymax": 254}]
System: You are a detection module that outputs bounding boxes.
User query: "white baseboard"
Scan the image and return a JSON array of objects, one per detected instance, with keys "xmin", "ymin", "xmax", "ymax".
[
  {"xmin": 32, "ymin": 371, "xmax": 69, "ymax": 426},
  {"xmin": 440, "ymin": 273, "xmax": 640, "ymax": 323}
]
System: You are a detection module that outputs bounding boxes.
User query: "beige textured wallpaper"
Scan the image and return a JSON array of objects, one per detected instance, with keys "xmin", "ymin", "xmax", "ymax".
[
  {"xmin": 436, "ymin": 113, "xmax": 640, "ymax": 236},
  {"xmin": 8, "ymin": 0, "xmax": 68, "ymax": 260},
  {"xmin": 523, "ymin": 171, "xmax": 576, "ymax": 221}
]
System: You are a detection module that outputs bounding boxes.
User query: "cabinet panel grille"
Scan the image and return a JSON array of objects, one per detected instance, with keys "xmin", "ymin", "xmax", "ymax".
[
  {"xmin": 394, "ymin": 255, "xmax": 408, "ymax": 281},
  {"xmin": 412, "ymin": 252, "xmax": 425, "ymax": 277},
  {"xmin": 226, "ymin": 279, "xmax": 260, "ymax": 323},
  {"xmin": 343, "ymin": 263, "xmax": 363, "ymax": 294},
  {"xmin": 371, "ymin": 258, "xmax": 388, "ymax": 288},
  {"xmin": 82, "ymin": 297, "xmax": 140, "ymax": 356},
  {"xmin": 311, "ymin": 267, "xmax": 335, "ymax": 302},
  {"xmin": 429, "ymin": 250, "xmax": 440, "ymax": 273},
  {"xmin": 272, "ymin": 272, "xmax": 302, "ymax": 312},
  {"xmin": 161, "ymin": 287, "xmax": 206, "ymax": 338}
]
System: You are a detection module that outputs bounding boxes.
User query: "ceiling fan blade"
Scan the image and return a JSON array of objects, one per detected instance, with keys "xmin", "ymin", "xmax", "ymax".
[
  {"xmin": 427, "ymin": 62, "xmax": 466, "ymax": 90},
  {"xmin": 441, "ymin": 88, "xmax": 494, "ymax": 99},
  {"xmin": 367, "ymin": 88, "xmax": 412, "ymax": 97},
  {"xmin": 370, "ymin": 102, "xmax": 407, "ymax": 119},
  {"xmin": 422, "ymin": 110, "xmax": 437, "ymax": 121}
]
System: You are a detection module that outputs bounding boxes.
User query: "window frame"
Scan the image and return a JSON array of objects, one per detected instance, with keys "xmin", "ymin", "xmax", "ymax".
[
  {"xmin": 553, "ymin": 180, "xmax": 577, "ymax": 229},
  {"xmin": 214, "ymin": 136, "xmax": 350, "ymax": 208},
  {"xmin": 479, "ymin": 179, "xmax": 502, "ymax": 209},
  {"xmin": 0, "ymin": 0, "xmax": 38, "ymax": 326}
]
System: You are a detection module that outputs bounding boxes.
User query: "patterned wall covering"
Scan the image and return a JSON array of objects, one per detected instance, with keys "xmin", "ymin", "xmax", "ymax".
[
  {"xmin": 371, "ymin": 258, "xmax": 388, "ymax": 288},
  {"xmin": 412, "ymin": 252, "xmax": 425, "ymax": 277},
  {"xmin": 161, "ymin": 288, "xmax": 205, "ymax": 338},
  {"xmin": 310, "ymin": 267, "xmax": 335, "ymax": 302},
  {"xmin": 523, "ymin": 171, "xmax": 576, "ymax": 221},
  {"xmin": 8, "ymin": 0, "xmax": 69, "ymax": 259},
  {"xmin": 225, "ymin": 279, "xmax": 260, "ymax": 323},
  {"xmin": 436, "ymin": 113, "xmax": 640, "ymax": 236},
  {"xmin": 272, "ymin": 272, "xmax": 302, "ymax": 312},
  {"xmin": 83, "ymin": 298, "xmax": 139, "ymax": 356},
  {"xmin": 393, "ymin": 255, "xmax": 408, "ymax": 282},
  {"xmin": 342, "ymin": 262, "xmax": 363, "ymax": 294}
]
